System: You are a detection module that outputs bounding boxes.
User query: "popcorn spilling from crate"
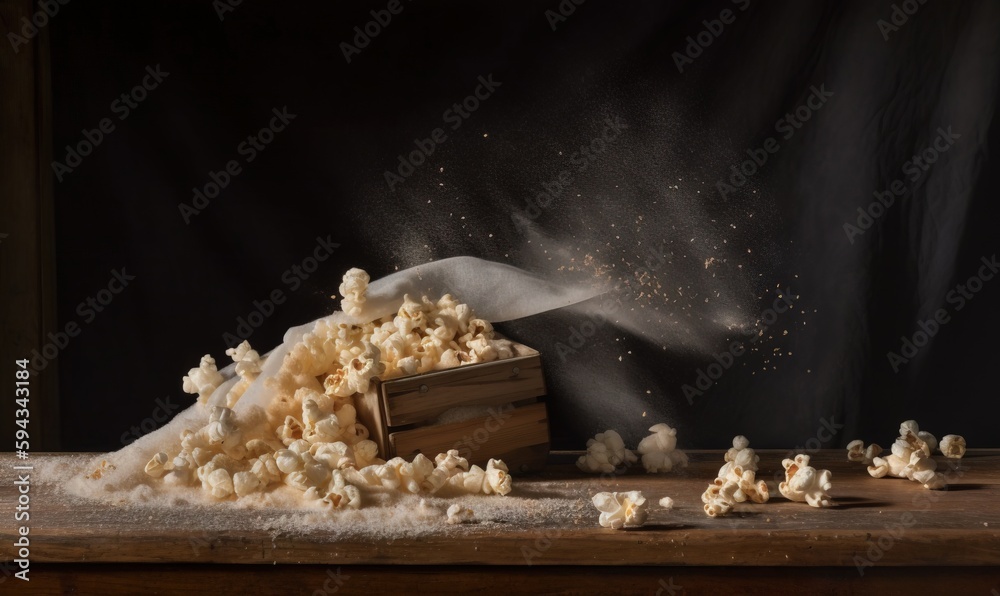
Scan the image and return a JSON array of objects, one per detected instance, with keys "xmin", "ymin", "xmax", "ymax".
[{"xmin": 141, "ymin": 267, "xmax": 520, "ymax": 510}]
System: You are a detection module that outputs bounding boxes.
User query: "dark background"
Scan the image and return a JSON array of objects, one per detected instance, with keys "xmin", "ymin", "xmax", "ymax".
[{"xmin": 40, "ymin": 0, "xmax": 1000, "ymax": 451}]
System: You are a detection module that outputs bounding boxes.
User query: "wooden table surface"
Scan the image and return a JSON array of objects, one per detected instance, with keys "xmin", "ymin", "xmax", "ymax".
[{"xmin": 2, "ymin": 450, "xmax": 999, "ymax": 594}]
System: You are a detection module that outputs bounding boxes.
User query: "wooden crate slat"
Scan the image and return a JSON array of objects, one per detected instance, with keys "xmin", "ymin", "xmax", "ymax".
[
  {"xmin": 381, "ymin": 354, "xmax": 545, "ymax": 426},
  {"xmin": 389, "ymin": 401, "xmax": 549, "ymax": 465}
]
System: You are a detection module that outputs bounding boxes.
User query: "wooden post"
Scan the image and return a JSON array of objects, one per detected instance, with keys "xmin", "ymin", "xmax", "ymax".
[{"xmin": 0, "ymin": 0, "xmax": 59, "ymax": 449}]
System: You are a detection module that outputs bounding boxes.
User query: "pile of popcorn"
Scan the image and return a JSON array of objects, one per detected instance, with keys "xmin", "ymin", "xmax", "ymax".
[
  {"xmin": 850, "ymin": 420, "xmax": 966, "ymax": 490},
  {"xmin": 576, "ymin": 423, "xmax": 689, "ymax": 475},
  {"xmin": 142, "ymin": 268, "xmax": 516, "ymax": 511},
  {"xmin": 701, "ymin": 435, "xmax": 771, "ymax": 517}
]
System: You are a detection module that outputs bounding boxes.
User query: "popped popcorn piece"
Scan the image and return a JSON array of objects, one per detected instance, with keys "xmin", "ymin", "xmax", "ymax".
[
  {"xmin": 311, "ymin": 441, "xmax": 356, "ymax": 470},
  {"xmin": 204, "ymin": 468, "xmax": 234, "ymax": 499},
  {"xmin": 163, "ymin": 457, "xmax": 192, "ymax": 486},
  {"xmin": 701, "ymin": 437, "xmax": 770, "ymax": 517},
  {"xmin": 446, "ymin": 503, "xmax": 475, "ymax": 524},
  {"xmin": 448, "ymin": 464, "xmax": 486, "ymax": 494},
  {"xmin": 353, "ymin": 440, "xmax": 384, "ymax": 469},
  {"xmin": 398, "ymin": 453, "xmax": 434, "ymax": 493},
  {"xmin": 144, "ymin": 452, "xmax": 172, "ymax": 479},
  {"xmin": 846, "ymin": 440, "xmax": 883, "ymax": 465},
  {"xmin": 251, "ymin": 453, "xmax": 282, "ymax": 486},
  {"xmin": 232, "ymin": 470, "xmax": 261, "ymax": 497},
  {"xmin": 779, "ymin": 454, "xmax": 833, "ymax": 507},
  {"xmin": 224, "ymin": 341, "xmax": 264, "ymax": 407},
  {"xmin": 867, "ymin": 420, "xmax": 948, "ymax": 490},
  {"xmin": 591, "ymin": 490, "xmax": 648, "ymax": 529},
  {"xmin": 424, "ymin": 449, "xmax": 470, "ymax": 493},
  {"xmin": 918, "ymin": 431, "xmax": 938, "ymax": 453},
  {"xmin": 636, "ymin": 423, "xmax": 688, "ymax": 473},
  {"xmin": 703, "ymin": 498, "xmax": 732, "ymax": 518},
  {"xmin": 276, "ymin": 416, "xmax": 305, "ymax": 446},
  {"xmin": 321, "ymin": 470, "xmax": 362, "ymax": 510},
  {"xmin": 939, "ymin": 434, "xmax": 966, "ymax": 459},
  {"xmin": 658, "ymin": 496, "xmax": 674, "ymax": 510},
  {"xmin": 339, "ymin": 268, "xmax": 370, "ymax": 317},
  {"xmin": 904, "ymin": 450, "xmax": 947, "ymax": 489},
  {"xmin": 182, "ymin": 355, "xmax": 225, "ymax": 404},
  {"xmin": 346, "ymin": 341, "xmax": 385, "ymax": 395},
  {"xmin": 207, "ymin": 406, "xmax": 246, "ymax": 459},
  {"xmin": 484, "ymin": 458, "xmax": 512, "ymax": 496},
  {"xmin": 576, "ymin": 430, "xmax": 637, "ymax": 474},
  {"xmin": 719, "ymin": 435, "xmax": 760, "ymax": 478}
]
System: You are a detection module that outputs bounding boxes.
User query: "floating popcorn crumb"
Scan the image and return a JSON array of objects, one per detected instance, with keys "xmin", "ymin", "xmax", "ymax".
[{"xmin": 658, "ymin": 496, "xmax": 674, "ymax": 510}]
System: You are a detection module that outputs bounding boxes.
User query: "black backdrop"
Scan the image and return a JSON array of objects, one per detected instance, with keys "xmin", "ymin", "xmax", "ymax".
[{"xmin": 44, "ymin": 0, "xmax": 1000, "ymax": 452}]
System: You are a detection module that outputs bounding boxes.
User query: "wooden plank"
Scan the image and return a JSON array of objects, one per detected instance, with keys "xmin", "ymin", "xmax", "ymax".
[
  {"xmin": 0, "ymin": 0, "xmax": 59, "ymax": 450},
  {"xmin": 1, "ymin": 450, "xmax": 998, "ymax": 567},
  {"xmin": 382, "ymin": 354, "xmax": 545, "ymax": 426},
  {"xmin": 353, "ymin": 382, "xmax": 390, "ymax": 459},
  {"xmin": 20, "ymin": 564, "xmax": 1000, "ymax": 595},
  {"xmin": 389, "ymin": 401, "xmax": 549, "ymax": 470}
]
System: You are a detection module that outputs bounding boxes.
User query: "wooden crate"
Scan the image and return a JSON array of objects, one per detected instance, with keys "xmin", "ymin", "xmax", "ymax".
[{"xmin": 353, "ymin": 341, "xmax": 549, "ymax": 473}]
